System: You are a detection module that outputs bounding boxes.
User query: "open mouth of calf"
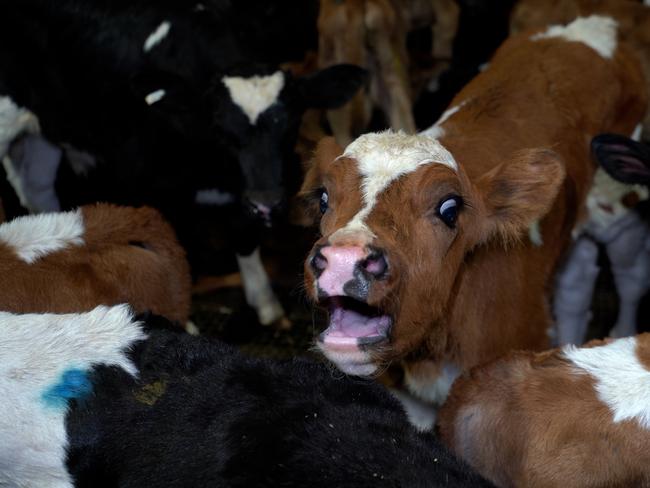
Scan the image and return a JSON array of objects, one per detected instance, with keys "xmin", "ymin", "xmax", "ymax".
[{"xmin": 318, "ymin": 296, "xmax": 392, "ymax": 351}]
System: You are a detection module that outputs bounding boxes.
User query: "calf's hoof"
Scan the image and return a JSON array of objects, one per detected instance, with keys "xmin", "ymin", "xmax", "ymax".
[{"xmin": 257, "ymin": 299, "xmax": 287, "ymax": 328}]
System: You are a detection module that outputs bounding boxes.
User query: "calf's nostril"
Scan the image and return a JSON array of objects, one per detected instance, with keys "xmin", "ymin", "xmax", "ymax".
[
  {"xmin": 311, "ymin": 251, "xmax": 328, "ymax": 272},
  {"xmin": 362, "ymin": 252, "xmax": 387, "ymax": 278}
]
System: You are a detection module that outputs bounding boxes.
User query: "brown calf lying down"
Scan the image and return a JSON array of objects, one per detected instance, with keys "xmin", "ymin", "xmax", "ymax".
[
  {"xmin": 317, "ymin": 0, "xmax": 459, "ymax": 145},
  {"xmin": 0, "ymin": 203, "xmax": 191, "ymax": 323},
  {"xmin": 301, "ymin": 15, "xmax": 647, "ymax": 425},
  {"xmin": 439, "ymin": 333, "xmax": 650, "ymax": 487}
]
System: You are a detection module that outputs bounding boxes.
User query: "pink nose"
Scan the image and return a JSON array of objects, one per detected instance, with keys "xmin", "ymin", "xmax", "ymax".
[{"xmin": 310, "ymin": 245, "xmax": 388, "ymax": 298}]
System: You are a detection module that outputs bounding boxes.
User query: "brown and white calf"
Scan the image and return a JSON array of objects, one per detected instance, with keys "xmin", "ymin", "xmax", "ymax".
[
  {"xmin": 0, "ymin": 203, "xmax": 191, "ymax": 323},
  {"xmin": 301, "ymin": 16, "xmax": 647, "ymax": 421},
  {"xmin": 511, "ymin": 0, "xmax": 650, "ymax": 138},
  {"xmin": 317, "ymin": 0, "xmax": 459, "ymax": 145},
  {"xmin": 439, "ymin": 334, "xmax": 650, "ymax": 487}
]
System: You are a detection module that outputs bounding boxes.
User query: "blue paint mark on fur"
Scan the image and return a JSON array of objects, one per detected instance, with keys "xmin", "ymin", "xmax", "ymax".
[{"xmin": 42, "ymin": 368, "xmax": 92, "ymax": 408}]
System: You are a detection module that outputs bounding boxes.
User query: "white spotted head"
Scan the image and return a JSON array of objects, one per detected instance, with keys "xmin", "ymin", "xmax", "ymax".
[
  {"xmin": 222, "ymin": 71, "xmax": 285, "ymax": 125},
  {"xmin": 331, "ymin": 130, "xmax": 457, "ymax": 242}
]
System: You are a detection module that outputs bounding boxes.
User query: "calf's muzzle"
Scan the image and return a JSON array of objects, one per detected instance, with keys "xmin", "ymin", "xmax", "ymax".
[{"xmin": 310, "ymin": 244, "xmax": 388, "ymax": 301}]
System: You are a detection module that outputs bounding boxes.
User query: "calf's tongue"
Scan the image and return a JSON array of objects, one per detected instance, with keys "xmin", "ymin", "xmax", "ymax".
[{"xmin": 323, "ymin": 306, "xmax": 391, "ymax": 342}]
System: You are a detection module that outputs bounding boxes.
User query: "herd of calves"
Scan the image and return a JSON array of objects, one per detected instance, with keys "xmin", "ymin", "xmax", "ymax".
[{"xmin": 5, "ymin": 13, "xmax": 650, "ymax": 488}]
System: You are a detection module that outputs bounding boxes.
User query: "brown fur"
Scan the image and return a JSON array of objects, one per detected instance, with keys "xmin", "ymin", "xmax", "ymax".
[
  {"xmin": 511, "ymin": 0, "xmax": 650, "ymax": 137},
  {"xmin": 0, "ymin": 204, "xmax": 191, "ymax": 323},
  {"xmin": 302, "ymin": 26, "xmax": 647, "ymax": 392},
  {"xmin": 439, "ymin": 334, "xmax": 650, "ymax": 487},
  {"xmin": 317, "ymin": 0, "xmax": 459, "ymax": 145}
]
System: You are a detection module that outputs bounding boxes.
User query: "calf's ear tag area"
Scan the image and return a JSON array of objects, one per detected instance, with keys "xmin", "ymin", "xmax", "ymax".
[{"xmin": 41, "ymin": 368, "xmax": 93, "ymax": 409}]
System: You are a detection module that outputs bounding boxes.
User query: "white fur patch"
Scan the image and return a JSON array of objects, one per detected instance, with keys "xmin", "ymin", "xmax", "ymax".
[
  {"xmin": 531, "ymin": 15, "xmax": 618, "ymax": 59},
  {"xmin": 222, "ymin": 72, "xmax": 285, "ymax": 125},
  {"xmin": 422, "ymin": 125, "xmax": 445, "ymax": 139},
  {"xmin": 0, "ymin": 96, "xmax": 40, "ymax": 159},
  {"xmin": 420, "ymin": 100, "xmax": 467, "ymax": 139},
  {"xmin": 332, "ymin": 131, "xmax": 456, "ymax": 241},
  {"xmin": 236, "ymin": 248, "xmax": 284, "ymax": 325},
  {"xmin": 584, "ymin": 168, "xmax": 648, "ymax": 232},
  {"xmin": 143, "ymin": 21, "xmax": 171, "ymax": 52},
  {"xmin": 316, "ymin": 344, "xmax": 377, "ymax": 376},
  {"xmin": 433, "ymin": 101, "xmax": 467, "ymax": 128},
  {"xmin": 0, "ymin": 305, "xmax": 146, "ymax": 487},
  {"xmin": 390, "ymin": 388, "xmax": 437, "ymax": 431},
  {"xmin": 564, "ymin": 336, "xmax": 650, "ymax": 429},
  {"xmin": 0, "ymin": 209, "xmax": 85, "ymax": 263},
  {"xmin": 145, "ymin": 89, "xmax": 166, "ymax": 105},
  {"xmin": 404, "ymin": 361, "xmax": 460, "ymax": 406}
]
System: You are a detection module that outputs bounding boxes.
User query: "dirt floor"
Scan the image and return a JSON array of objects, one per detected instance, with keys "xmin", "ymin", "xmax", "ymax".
[
  {"xmin": 190, "ymin": 223, "xmax": 326, "ymax": 360},
  {"xmin": 190, "ymin": 224, "xmax": 650, "ymax": 361}
]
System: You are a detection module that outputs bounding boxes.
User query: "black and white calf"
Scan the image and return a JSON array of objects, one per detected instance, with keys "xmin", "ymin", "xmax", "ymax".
[
  {"xmin": 0, "ymin": 0, "xmax": 366, "ymax": 326},
  {"xmin": 0, "ymin": 305, "xmax": 493, "ymax": 488}
]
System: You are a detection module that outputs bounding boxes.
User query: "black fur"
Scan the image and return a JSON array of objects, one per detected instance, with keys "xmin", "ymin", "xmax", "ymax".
[
  {"xmin": 0, "ymin": 0, "xmax": 365, "ymax": 273},
  {"xmin": 592, "ymin": 133, "xmax": 650, "ymax": 185},
  {"xmin": 413, "ymin": 0, "xmax": 516, "ymax": 130},
  {"xmin": 65, "ymin": 318, "xmax": 493, "ymax": 487}
]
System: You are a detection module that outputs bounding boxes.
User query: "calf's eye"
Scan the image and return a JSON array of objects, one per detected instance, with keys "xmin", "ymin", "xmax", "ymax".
[
  {"xmin": 319, "ymin": 190, "xmax": 329, "ymax": 214},
  {"xmin": 437, "ymin": 196, "xmax": 462, "ymax": 228}
]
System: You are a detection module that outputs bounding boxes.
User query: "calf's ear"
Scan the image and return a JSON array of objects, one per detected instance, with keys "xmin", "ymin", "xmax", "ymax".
[
  {"xmin": 592, "ymin": 133, "xmax": 650, "ymax": 185},
  {"xmin": 298, "ymin": 64, "xmax": 368, "ymax": 109},
  {"xmin": 292, "ymin": 137, "xmax": 343, "ymax": 226},
  {"xmin": 477, "ymin": 148, "xmax": 565, "ymax": 244}
]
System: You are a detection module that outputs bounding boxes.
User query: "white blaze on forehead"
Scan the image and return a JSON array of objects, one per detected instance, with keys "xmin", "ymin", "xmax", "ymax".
[
  {"xmin": 332, "ymin": 131, "xmax": 456, "ymax": 241},
  {"xmin": 531, "ymin": 15, "xmax": 618, "ymax": 59},
  {"xmin": 0, "ymin": 208, "xmax": 84, "ymax": 263},
  {"xmin": 222, "ymin": 71, "xmax": 285, "ymax": 125},
  {"xmin": 564, "ymin": 336, "xmax": 650, "ymax": 429},
  {"xmin": 143, "ymin": 20, "xmax": 171, "ymax": 52}
]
